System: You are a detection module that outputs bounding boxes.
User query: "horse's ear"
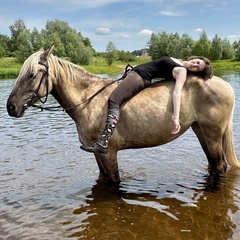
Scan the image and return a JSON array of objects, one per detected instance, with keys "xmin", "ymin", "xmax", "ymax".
[{"xmin": 40, "ymin": 44, "xmax": 54, "ymax": 61}]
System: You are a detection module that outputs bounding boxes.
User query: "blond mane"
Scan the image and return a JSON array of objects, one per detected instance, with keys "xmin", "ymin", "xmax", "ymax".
[
  {"xmin": 50, "ymin": 55, "xmax": 93, "ymax": 83},
  {"xmin": 17, "ymin": 50, "xmax": 102, "ymax": 85},
  {"xmin": 16, "ymin": 51, "xmax": 41, "ymax": 82}
]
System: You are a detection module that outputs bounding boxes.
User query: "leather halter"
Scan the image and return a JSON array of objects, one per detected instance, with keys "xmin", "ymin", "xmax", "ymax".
[
  {"xmin": 35, "ymin": 61, "xmax": 49, "ymax": 103},
  {"xmin": 24, "ymin": 61, "xmax": 49, "ymax": 110}
]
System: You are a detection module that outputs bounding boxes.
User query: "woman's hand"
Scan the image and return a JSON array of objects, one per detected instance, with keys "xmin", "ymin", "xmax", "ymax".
[{"xmin": 171, "ymin": 119, "xmax": 181, "ymax": 134}]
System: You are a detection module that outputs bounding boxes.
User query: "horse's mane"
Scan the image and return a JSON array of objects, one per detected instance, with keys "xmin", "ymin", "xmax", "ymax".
[
  {"xmin": 49, "ymin": 54, "xmax": 98, "ymax": 83},
  {"xmin": 17, "ymin": 50, "xmax": 104, "ymax": 85},
  {"xmin": 16, "ymin": 51, "xmax": 41, "ymax": 82}
]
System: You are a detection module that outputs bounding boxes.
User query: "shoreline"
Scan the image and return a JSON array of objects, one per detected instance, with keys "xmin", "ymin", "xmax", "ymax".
[{"xmin": 1, "ymin": 58, "xmax": 239, "ymax": 80}]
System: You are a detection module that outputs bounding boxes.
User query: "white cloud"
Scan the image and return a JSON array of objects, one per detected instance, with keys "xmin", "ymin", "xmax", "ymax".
[
  {"xmin": 120, "ymin": 33, "xmax": 131, "ymax": 38},
  {"xmin": 137, "ymin": 29, "xmax": 153, "ymax": 37},
  {"xmin": 228, "ymin": 35, "xmax": 240, "ymax": 40},
  {"xmin": 159, "ymin": 10, "xmax": 185, "ymax": 16},
  {"xmin": 194, "ymin": 28, "xmax": 204, "ymax": 32},
  {"xmin": 95, "ymin": 27, "xmax": 111, "ymax": 35}
]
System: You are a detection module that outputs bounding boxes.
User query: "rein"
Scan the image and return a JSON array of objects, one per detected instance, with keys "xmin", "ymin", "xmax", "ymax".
[{"xmin": 32, "ymin": 63, "xmax": 133, "ymax": 112}]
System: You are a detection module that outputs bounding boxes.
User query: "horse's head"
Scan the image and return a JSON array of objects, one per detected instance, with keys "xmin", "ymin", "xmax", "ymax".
[{"xmin": 7, "ymin": 46, "xmax": 54, "ymax": 117}]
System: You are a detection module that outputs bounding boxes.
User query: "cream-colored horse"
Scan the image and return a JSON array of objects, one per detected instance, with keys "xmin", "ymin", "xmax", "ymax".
[{"xmin": 7, "ymin": 46, "xmax": 240, "ymax": 184}]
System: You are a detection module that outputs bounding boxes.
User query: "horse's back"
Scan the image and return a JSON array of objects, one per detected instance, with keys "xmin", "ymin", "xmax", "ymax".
[
  {"xmin": 184, "ymin": 76, "xmax": 234, "ymax": 125},
  {"xmin": 116, "ymin": 76, "xmax": 234, "ymax": 148}
]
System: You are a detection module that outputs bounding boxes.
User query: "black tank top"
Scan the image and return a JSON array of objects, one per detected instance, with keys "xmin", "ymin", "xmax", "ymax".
[{"xmin": 133, "ymin": 56, "xmax": 182, "ymax": 81}]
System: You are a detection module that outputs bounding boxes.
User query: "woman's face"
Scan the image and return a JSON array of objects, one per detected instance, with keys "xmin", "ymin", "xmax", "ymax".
[{"xmin": 187, "ymin": 59, "xmax": 205, "ymax": 72}]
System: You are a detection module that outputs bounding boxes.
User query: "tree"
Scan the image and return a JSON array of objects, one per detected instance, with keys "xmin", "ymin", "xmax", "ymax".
[
  {"xmin": 66, "ymin": 40, "xmax": 92, "ymax": 65},
  {"xmin": 166, "ymin": 33, "xmax": 181, "ymax": 57},
  {"xmin": 15, "ymin": 30, "xmax": 34, "ymax": 62},
  {"xmin": 117, "ymin": 50, "xmax": 135, "ymax": 62},
  {"xmin": 8, "ymin": 19, "xmax": 34, "ymax": 62},
  {"xmin": 65, "ymin": 29, "xmax": 93, "ymax": 64},
  {"xmin": 211, "ymin": 34, "xmax": 222, "ymax": 61},
  {"xmin": 0, "ymin": 45, "xmax": 5, "ymax": 58},
  {"xmin": 42, "ymin": 19, "xmax": 93, "ymax": 64},
  {"xmin": 222, "ymin": 38, "xmax": 234, "ymax": 59},
  {"xmin": 105, "ymin": 41, "xmax": 118, "ymax": 66},
  {"xmin": 233, "ymin": 40, "xmax": 240, "ymax": 60},
  {"xmin": 9, "ymin": 19, "xmax": 27, "ymax": 53},
  {"xmin": 82, "ymin": 36, "xmax": 93, "ymax": 49},
  {"xmin": 43, "ymin": 20, "xmax": 72, "ymax": 57},
  {"xmin": 45, "ymin": 32, "xmax": 65, "ymax": 57},
  {"xmin": 79, "ymin": 46, "xmax": 93, "ymax": 65},
  {"xmin": 193, "ymin": 31, "xmax": 211, "ymax": 58},
  {"xmin": 232, "ymin": 40, "xmax": 238, "ymax": 52},
  {"xmin": 178, "ymin": 33, "xmax": 194, "ymax": 59},
  {"xmin": 148, "ymin": 31, "xmax": 169, "ymax": 59},
  {"xmin": 44, "ymin": 20, "xmax": 70, "ymax": 44},
  {"xmin": 31, "ymin": 27, "xmax": 45, "ymax": 51},
  {"xmin": 148, "ymin": 32, "xmax": 195, "ymax": 60},
  {"xmin": 0, "ymin": 34, "xmax": 11, "ymax": 57}
]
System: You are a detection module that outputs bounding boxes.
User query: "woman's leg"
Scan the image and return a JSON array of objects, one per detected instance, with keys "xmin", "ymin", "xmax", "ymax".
[{"xmin": 80, "ymin": 71, "xmax": 150, "ymax": 154}]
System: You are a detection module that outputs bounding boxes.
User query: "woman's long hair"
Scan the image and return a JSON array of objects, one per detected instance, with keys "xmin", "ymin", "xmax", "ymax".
[{"xmin": 187, "ymin": 56, "xmax": 213, "ymax": 80}]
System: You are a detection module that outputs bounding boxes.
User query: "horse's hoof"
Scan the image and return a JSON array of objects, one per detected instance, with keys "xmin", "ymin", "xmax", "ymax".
[{"xmin": 80, "ymin": 142, "xmax": 108, "ymax": 154}]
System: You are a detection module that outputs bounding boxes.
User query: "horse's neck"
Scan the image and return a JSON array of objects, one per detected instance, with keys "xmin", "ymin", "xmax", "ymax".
[{"xmin": 49, "ymin": 58, "xmax": 111, "ymax": 110}]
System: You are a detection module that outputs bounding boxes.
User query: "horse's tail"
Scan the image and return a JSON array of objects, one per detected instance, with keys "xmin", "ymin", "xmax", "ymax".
[{"xmin": 223, "ymin": 104, "xmax": 240, "ymax": 168}]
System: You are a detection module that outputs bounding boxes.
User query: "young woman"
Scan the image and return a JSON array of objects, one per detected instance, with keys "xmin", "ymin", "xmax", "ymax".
[{"xmin": 80, "ymin": 56, "xmax": 213, "ymax": 154}]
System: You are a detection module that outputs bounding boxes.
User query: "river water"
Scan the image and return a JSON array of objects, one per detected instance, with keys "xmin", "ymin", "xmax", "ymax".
[{"xmin": 1, "ymin": 73, "xmax": 240, "ymax": 240}]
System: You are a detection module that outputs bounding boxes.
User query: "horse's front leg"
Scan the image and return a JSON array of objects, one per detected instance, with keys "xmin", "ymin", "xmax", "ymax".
[{"xmin": 94, "ymin": 149, "xmax": 120, "ymax": 184}]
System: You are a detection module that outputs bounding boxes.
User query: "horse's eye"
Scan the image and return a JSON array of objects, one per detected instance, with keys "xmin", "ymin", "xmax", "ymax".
[{"xmin": 29, "ymin": 73, "xmax": 35, "ymax": 79}]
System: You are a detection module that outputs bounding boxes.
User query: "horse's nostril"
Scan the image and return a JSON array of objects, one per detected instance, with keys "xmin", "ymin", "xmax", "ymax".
[
  {"xmin": 10, "ymin": 104, "xmax": 15, "ymax": 112},
  {"xmin": 7, "ymin": 103, "xmax": 16, "ymax": 116}
]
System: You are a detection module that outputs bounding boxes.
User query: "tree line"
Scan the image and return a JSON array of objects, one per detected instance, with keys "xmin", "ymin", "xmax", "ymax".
[
  {"xmin": 0, "ymin": 19, "xmax": 136, "ymax": 65},
  {"xmin": 0, "ymin": 19, "xmax": 94, "ymax": 64},
  {"xmin": 1, "ymin": 19, "xmax": 240, "ymax": 65},
  {"xmin": 148, "ymin": 31, "xmax": 240, "ymax": 61}
]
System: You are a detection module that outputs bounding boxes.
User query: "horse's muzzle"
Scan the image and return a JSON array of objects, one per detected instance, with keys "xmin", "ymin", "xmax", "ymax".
[{"xmin": 6, "ymin": 101, "xmax": 26, "ymax": 118}]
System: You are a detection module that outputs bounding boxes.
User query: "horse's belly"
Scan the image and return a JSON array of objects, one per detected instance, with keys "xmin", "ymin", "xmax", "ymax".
[{"xmin": 117, "ymin": 117, "xmax": 186, "ymax": 149}]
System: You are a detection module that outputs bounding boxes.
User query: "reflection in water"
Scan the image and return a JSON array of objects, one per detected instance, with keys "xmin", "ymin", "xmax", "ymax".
[
  {"xmin": 1, "ymin": 75, "xmax": 240, "ymax": 239},
  {"xmin": 64, "ymin": 169, "xmax": 240, "ymax": 240}
]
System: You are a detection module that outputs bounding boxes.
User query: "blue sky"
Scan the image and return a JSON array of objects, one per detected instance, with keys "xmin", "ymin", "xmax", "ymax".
[{"xmin": 0, "ymin": 0, "xmax": 239, "ymax": 52}]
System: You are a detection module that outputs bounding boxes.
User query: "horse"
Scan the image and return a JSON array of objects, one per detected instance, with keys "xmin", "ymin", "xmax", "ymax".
[{"xmin": 6, "ymin": 46, "xmax": 240, "ymax": 184}]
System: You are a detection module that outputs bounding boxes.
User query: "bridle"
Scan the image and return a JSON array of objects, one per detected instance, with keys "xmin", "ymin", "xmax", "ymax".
[
  {"xmin": 24, "ymin": 61, "xmax": 50, "ymax": 110},
  {"xmin": 30, "ymin": 62, "xmax": 133, "ymax": 112},
  {"xmin": 35, "ymin": 61, "xmax": 49, "ymax": 104}
]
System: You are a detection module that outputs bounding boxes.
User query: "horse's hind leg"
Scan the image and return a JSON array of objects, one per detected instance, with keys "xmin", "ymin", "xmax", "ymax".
[
  {"xmin": 191, "ymin": 122, "xmax": 210, "ymax": 161},
  {"xmin": 191, "ymin": 122, "xmax": 227, "ymax": 176},
  {"xmin": 94, "ymin": 149, "xmax": 120, "ymax": 185}
]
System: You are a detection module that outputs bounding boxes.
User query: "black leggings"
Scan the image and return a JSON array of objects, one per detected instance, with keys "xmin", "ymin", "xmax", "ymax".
[{"xmin": 108, "ymin": 70, "xmax": 151, "ymax": 109}]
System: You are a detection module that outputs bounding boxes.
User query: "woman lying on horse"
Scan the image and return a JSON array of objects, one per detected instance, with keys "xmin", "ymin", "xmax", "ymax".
[
  {"xmin": 80, "ymin": 56, "xmax": 213, "ymax": 154},
  {"xmin": 8, "ymin": 46, "xmax": 239, "ymax": 181}
]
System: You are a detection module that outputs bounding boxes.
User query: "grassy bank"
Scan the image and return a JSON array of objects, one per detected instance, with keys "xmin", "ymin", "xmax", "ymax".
[
  {"xmin": 0, "ymin": 58, "xmax": 22, "ymax": 79},
  {"xmin": 0, "ymin": 57, "xmax": 239, "ymax": 79},
  {"xmin": 0, "ymin": 56, "xmax": 152, "ymax": 79},
  {"xmin": 83, "ymin": 56, "xmax": 152, "ymax": 75}
]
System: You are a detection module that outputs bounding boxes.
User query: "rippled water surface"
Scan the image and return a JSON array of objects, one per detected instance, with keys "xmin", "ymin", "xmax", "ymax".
[{"xmin": 1, "ymin": 74, "xmax": 240, "ymax": 240}]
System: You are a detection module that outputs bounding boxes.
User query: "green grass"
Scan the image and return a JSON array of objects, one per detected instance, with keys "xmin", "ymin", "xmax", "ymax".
[
  {"xmin": 0, "ymin": 58, "xmax": 21, "ymax": 79},
  {"xmin": 0, "ymin": 56, "xmax": 152, "ymax": 79},
  {"xmin": 83, "ymin": 56, "xmax": 152, "ymax": 75},
  {"xmin": 0, "ymin": 56, "xmax": 240, "ymax": 80},
  {"xmin": 210, "ymin": 59, "xmax": 240, "ymax": 76},
  {"xmin": 212, "ymin": 59, "xmax": 240, "ymax": 71}
]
